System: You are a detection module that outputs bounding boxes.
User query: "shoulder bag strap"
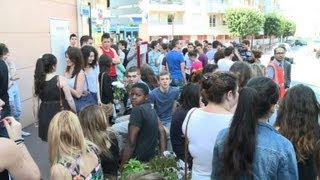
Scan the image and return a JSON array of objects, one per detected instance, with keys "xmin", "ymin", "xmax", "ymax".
[
  {"xmin": 100, "ymin": 72, "xmax": 105, "ymax": 100},
  {"xmin": 84, "ymin": 73, "xmax": 90, "ymax": 92},
  {"xmin": 57, "ymin": 76, "xmax": 64, "ymax": 110},
  {"xmin": 184, "ymin": 108, "xmax": 197, "ymax": 180}
]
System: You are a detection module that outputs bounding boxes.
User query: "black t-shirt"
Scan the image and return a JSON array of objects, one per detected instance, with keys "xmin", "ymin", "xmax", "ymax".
[
  {"xmin": 129, "ymin": 102, "xmax": 159, "ymax": 162},
  {"xmin": 0, "ymin": 59, "xmax": 9, "ymax": 117},
  {"xmin": 98, "ymin": 72, "xmax": 113, "ymax": 104},
  {"xmin": 170, "ymin": 107, "xmax": 188, "ymax": 160},
  {"xmin": 162, "ymin": 57, "xmax": 167, "ymax": 66},
  {"xmin": 101, "ymin": 132, "xmax": 119, "ymax": 176}
]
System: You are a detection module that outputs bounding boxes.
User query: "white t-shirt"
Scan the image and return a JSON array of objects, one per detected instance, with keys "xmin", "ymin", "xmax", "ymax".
[
  {"xmin": 217, "ymin": 58, "xmax": 234, "ymax": 72},
  {"xmin": 182, "ymin": 108, "xmax": 233, "ymax": 180}
]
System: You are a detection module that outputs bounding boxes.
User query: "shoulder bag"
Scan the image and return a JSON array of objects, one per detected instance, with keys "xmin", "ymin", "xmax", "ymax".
[
  {"xmin": 73, "ymin": 73, "xmax": 97, "ymax": 112},
  {"xmin": 184, "ymin": 108, "xmax": 197, "ymax": 180}
]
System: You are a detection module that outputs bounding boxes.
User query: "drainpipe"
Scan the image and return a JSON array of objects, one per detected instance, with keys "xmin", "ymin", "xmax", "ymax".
[{"xmin": 77, "ymin": 0, "xmax": 83, "ymax": 39}]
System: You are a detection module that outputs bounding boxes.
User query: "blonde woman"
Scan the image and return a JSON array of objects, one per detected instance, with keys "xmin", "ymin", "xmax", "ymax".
[
  {"xmin": 79, "ymin": 105, "xmax": 119, "ymax": 179},
  {"xmin": 48, "ymin": 111, "xmax": 104, "ymax": 179}
]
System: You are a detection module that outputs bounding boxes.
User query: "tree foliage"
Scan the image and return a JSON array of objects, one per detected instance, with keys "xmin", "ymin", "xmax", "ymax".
[
  {"xmin": 264, "ymin": 13, "xmax": 285, "ymax": 37},
  {"xmin": 224, "ymin": 7, "xmax": 265, "ymax": 38},
  {"xmin": 282, "ymin": 19, "xmax": 296, "ymax": 37}
]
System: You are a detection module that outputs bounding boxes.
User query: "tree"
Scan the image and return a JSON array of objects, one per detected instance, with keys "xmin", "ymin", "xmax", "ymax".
[
  {"xmin": 224, "ymin": 7, "xmax": 265, "ymax": 39},
  {"xmin": 264, "ymin": 13, "xmax": 285, "ymax": 44},
  {"xmin": 282, "ymin": 19, "xmax": 296, "ymax": 38}
]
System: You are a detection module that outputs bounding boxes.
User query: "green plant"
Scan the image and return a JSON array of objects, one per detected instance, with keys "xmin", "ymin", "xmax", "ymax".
[
  {"xmin": 148, "ymin": 155, "xmax": 179, "ymax": 180},
  {"xmin": 121, "ymin": 159, "xmax": 148, "ymax": 180}
]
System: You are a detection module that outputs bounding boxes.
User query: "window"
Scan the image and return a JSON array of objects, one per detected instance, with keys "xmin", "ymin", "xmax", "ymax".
[
  {"xmin": 168, "ymin": 14, "xmax": 175, "ymax": 25},
  {"xmin": 209, "ymin": 14, "xmax": 216, "ymax": 27},
  {"xmin": 222, "ymin": 15, "xmax": 226, "ymax": 26}
]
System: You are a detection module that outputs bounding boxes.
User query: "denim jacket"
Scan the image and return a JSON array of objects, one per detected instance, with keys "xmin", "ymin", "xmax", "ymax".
[{"xmin": 211, "ymin": 122, "xmax": 298, "ymax": 180}]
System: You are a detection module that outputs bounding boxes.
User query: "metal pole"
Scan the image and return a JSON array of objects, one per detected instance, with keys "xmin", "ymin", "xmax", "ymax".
[{"xmin": 88, "ymin": 2, "xmax": 92, "ymax": 37}]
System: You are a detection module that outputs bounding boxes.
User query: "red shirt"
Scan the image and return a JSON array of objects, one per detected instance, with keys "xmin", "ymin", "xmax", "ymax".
[{"xmin": 100, "ymin": 47, "xmax": 117, "ymax": 77}]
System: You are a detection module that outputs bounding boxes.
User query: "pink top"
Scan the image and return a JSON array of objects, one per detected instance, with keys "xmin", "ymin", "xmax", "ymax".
[{"xmin": 190, "ymin": 60, "xmax": 203, "ymax": 73}]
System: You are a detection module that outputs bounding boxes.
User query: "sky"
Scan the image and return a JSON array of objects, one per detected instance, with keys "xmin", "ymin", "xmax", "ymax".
[{"xmin": 280, "ymin": 0, "xmax": 320, "ymax": 37}]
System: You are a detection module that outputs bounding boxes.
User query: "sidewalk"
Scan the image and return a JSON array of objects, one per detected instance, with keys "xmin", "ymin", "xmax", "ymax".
[{"xmin": 24, "ymin": 124, "xmax": 50, "ymax": 180}]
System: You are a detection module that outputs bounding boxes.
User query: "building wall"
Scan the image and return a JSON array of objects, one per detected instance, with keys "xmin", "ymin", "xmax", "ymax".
[{"xmin": 0, "ymin": 0, "xmax": 77, "ymax": 127}]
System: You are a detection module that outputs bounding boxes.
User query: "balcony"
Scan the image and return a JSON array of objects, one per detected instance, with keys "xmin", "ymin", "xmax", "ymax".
[
  {"xmin": 148, "ymin": 0, "xmax": 185, "ymax": 12},
  {"xmin": 149, "ymin": 0, "xmax": 184, "ymax": 5},
  {"xmin": 207, "ymin": 0, "xmax": 229, "ymax": 13}
]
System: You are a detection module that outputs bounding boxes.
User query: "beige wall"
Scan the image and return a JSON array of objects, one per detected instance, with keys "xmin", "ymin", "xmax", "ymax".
[{"xmin": 0, "ymin": 0, "xmax": 78, "ymax": 127}]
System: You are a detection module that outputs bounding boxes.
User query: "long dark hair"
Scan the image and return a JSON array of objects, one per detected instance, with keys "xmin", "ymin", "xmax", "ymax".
[
  {"xmin": 275, "ymin": 84, "xmax": 320, "ymax": 162},
  {"xmin": 81, "ymin": 45, "xmax": 98, "ymax": 69},
  {"xmin": 179, "ymin": 83, "xmax": 200, "ymax": 110},
  {"xmin": 65, "ymin": 47, "xmax": 84, "ymax": 78},
  {"xmin": 34, "ymin": 54, "xmax": 57, "ymax": 96},
  {"xmin": 99, "ymin": 54, "xmax": 112, "ymax": 74},
  {"xmin": 140, "ymin": 64, "xmax": 158, "ymax": 90},
  {"xmin": 220, "ymin": 77, "xmax": 279, "ymax": 178}
]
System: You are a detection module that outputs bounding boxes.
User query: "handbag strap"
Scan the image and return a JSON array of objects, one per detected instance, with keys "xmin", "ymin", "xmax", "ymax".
[
  {"xmin": 100, "ymin": 72, "xmax": 105, "ymax": 96},
  {"xmin": 57, "ymin": 75, "xmax": 64, "ymax": 110},
  {"xmin": 184, "ymin": 107, "xmax": 197, "ymax": 180},
  {"xmin": 74, "ymin": 70, "xmax": 90, "ymax": 93}
]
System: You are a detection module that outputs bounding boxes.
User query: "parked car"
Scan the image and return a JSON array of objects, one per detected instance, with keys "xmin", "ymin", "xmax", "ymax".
[
  {"xmin": 290, "ymin": 81, "xmax": 320, "ymax": 102},
  {"xmin": 285, "ymin": 39, "xmax": 295, "ymax": 47},
  {"xmin": 295, "ymin": 39, "xmax": 308, "ymax": 46},
  {"xmin": 272, "ymin": 43, "xmax": 295, "ymax": 64}
]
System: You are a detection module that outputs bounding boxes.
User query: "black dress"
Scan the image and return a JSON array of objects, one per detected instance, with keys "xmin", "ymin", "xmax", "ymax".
[{"xmin": 38, "ymin": 75, "xmax": 70, "ymax": 141}]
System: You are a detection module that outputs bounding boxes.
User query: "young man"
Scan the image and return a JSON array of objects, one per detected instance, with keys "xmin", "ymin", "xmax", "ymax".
[
  {"xmin": 267, "ymin": 46, "xmax": 291, "ymax": 99},
  {"xmin": 97, "ymin": 33, "xmax": 120, "ymax": 82},
  {"xmin": 238, "ymin": 39, "xmax": 253, "ymax": 63},
  {"xmin": 166, "ymin": 39, "xmax": 186, "ymax": 89},
  {"xmin": 80, "ymin": 35, "xmax": 93, "ymax": 47},
  {"xmin": 120, "ymin": 83, "xmax": 166, "ymax": 168},
  {"xmin": 149, "ymin": 71, "xmax": 179, "ymax": 150},
  {"xmin": 217, "ymin": 47, "xmax": 235, "ymax": 72},
  {"xmin": 69, "ymin": 33, "xmax": 77, "ymax": 47}
]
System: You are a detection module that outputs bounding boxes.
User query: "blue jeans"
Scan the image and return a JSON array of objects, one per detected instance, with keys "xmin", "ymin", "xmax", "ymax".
[
  {"xmin": 8, "ymin": 84, "xmax": 22, "ymax": 120},
  {"xmin": 170, "ymin": 79, "xmax": 184, "ymax": 91},
  {"xmin": 162, "ymin": 121, "xmax": 172, "ymax": 152}
]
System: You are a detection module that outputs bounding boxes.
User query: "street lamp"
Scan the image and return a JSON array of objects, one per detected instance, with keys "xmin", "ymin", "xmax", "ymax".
[{"xmin": 88, "ymin": 2, "xmax": 92, "ymax": 37}]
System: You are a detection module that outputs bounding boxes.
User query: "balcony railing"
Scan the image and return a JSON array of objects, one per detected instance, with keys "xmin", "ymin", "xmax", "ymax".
[
  {"xmin": 149, "ymin": 0, "xmax": 184, "ymax": 5},
  {"xmin": 207, "ymin": 0, "xmax": 228, "ymax": 13}
]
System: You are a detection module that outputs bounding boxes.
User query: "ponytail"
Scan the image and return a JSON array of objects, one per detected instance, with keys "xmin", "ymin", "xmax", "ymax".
[
  {"xmin": 219, "ymin": 87, "xmax": 258, "ymax": 178},
  {"xmin": 34, "ymin": 58, "xmax": 46, "ymax": 97},
  {"xmin": 34, "ymin": 54, "xmax": 57, "ymax": 97}
]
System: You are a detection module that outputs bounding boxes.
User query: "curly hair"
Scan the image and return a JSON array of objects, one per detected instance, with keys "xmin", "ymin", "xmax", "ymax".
[{"xmin": 275, "ymin": 84, "xmax": 320, "ymax": 162}]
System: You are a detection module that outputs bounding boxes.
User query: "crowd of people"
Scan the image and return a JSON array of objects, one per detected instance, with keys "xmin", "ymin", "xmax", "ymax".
[{"xmin": 0, "ymin": 33, "xmax": 319, "ymax": 180}]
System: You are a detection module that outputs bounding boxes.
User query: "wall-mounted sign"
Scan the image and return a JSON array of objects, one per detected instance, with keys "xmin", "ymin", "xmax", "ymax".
[{"xmin": 80, "ymin": 5, "xmax": 90, "ymax": 16}]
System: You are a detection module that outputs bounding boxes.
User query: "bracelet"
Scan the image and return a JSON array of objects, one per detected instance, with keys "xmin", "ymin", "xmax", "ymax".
[{"xmin": 14, "ymin": 138, "xmax": 24, "ymax": 145}]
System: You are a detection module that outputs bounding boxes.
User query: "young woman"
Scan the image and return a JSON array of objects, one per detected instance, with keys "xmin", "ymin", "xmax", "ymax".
[
  {"xmin": 48, "ymin": 111, "xmax": 104, "ymax": 179},
  {"xmin": 140, "ymin": 64, "xmax": 158, "ymax": 90},
  {"xmin": 98, "ymin": 54, "xmax": 114, "ymax": 116},
  {"xmin": 182, "ymin": 72, "xmax": 239, "ymax": 179},
  {"xmin": 34, "ymin": 53, "xmax": 75, "ymax": 141},
  {"xmin": 81, "ymin": 45, "xmax": 99, "ymax": 103},
  {"xmin": 188, "ymin": 50, "xmax": 203, "ymax": 73},
  {"xmin": 64, "ymin": 47, "xmax": 87, "ymax": 112},
  {"xmin": 229, "ymin": 61, "xmax": 252, "ymax": 90},
  {"xmin": 170, "ymin": 83, "xmax": 200, "ymax": 164},
  {"xmin": 212, "ymin": 77, "xmax": 298, "ymax": 179},
  {"xmin": 275, "ymin": 84, "xmax": 320, "ymax": 180},
  {"xmin": 78, "ymin": 104, "xmax": 119, "ymax": 179}
]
